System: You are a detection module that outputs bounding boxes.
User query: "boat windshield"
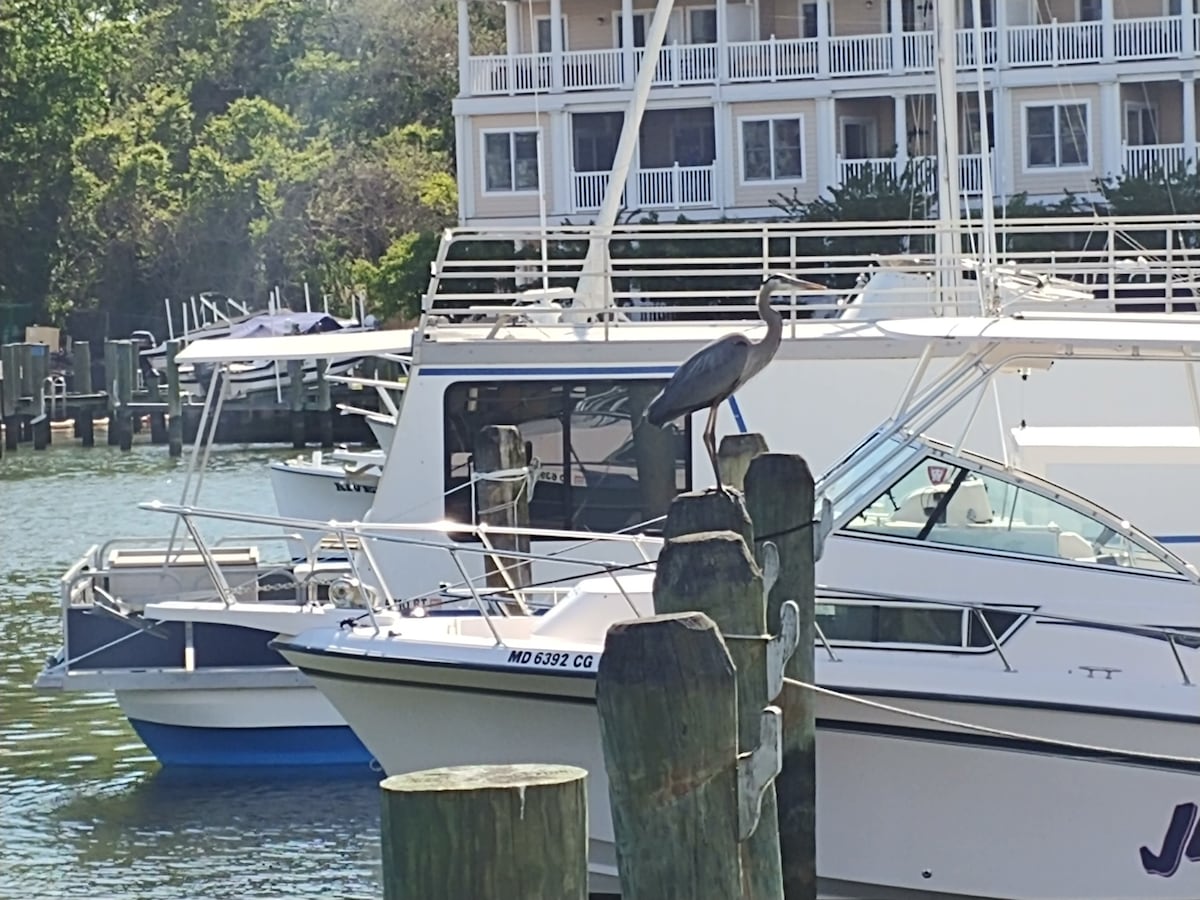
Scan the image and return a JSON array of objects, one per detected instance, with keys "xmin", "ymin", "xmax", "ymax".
[{"xmin": 842, "ymin": 452, "xmax": 1180, "ymax": 574}]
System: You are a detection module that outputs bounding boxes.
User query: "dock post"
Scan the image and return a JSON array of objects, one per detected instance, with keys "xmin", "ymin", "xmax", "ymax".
[
  {"xmin": 73, "ymin": 340, "xmax": 92, "ymax": 395},
  {"xmin": 29, "ymin": 343, "xmax": 49, "ymax": 450},
  {"xmin": 654, "ymin": 530, "xmax": 785, "ymax": 900},
  {"xmin": 165, "ymin": 339, "xmax": 182, "ymax": 457},
  {"xmin": 14, "ymin": 343, "xmax": 34, "ymax": 445},
  {"xmin": 598, "ymin": 612, "xmax": 746, "ymax": 899},
  {"xmin": 287, "ymin": 359, "xmax": 306, "ymax": 448},
  {"xmin": 1, "ymin": 344, "xmax": 17, "ymax": 452},
  {"xmin": 746, "ymin": 454, "xmax": 818, "ymax": 900},
  {"xmin": 474, "ymin": 424, "xmax": 532, "ymax": 591},
  {"xmin": 718, "ymin": 432, "xmax": 770, "ymax": 491},
  {"xmin": 78, "ymin": 407, "xmax": 95, "ymax": 448},
  {"xmin": 104, "ymin": 340, "xmax": 119, "ymax": 446},
  {"xmin": 380, "ymin": 764, "xmax": 588, "ymax": 900},
  {"xmin": 113, "ymin": 340, "xmax": 134, "ymax": 451},
  {"xmin": 315, "ymin": 358, "xmax": 333, "ymax": 448}
]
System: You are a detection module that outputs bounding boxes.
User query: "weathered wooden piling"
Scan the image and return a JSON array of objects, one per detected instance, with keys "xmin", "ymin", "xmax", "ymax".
[
  {"xmin": 718, "ymin": 432, "xmax": 770, "ymax": 491},
  {"xmin": 73, "ymin": 340, "xmax": 92, "ymax": 395},
  {"xmin": 287, "ymin": 359, "xmax": 306, "ymax": 448},
  {"xmin": 598, "ymin": 612, "xmax": 744, "ymax": 899},
  {"xmin": 104, "ymin": 340, "xmax": 119, "ymax": 446},
  {"xmin": 29, "ymin": 344, "xmax": 49, "ymax": 450},
  {"xmin": 661, "ymin": 489, "xmax": 753, "ymax": 545},
  {"xmin": 165, "ymin": 339, "xmax": 182, "ymax": 457},
  {"xmin": 315, "ymin": 357, "xmax": 334, "ymax": 448},
  {"xmin": 380, "ymin": 764, "xmax": 588, "ymax": 900},
  {"xmin": 474, "ymin": 424, "xmax": 532, "ymax": 590},
  {"xmin": 78, "ymin": 407, "xmax": 95, "ymax": 448},
  {"xmin": 113, "ymin": 340, "xmax": 135, "ymax": 451},
  {"xmin": 746, "ymin": 454, "xmax": 818, "ymax": 900},
  {"xmin": 653, "ymin": 530, "xmax": 785, "ymax": 900},
  {"xmin": 1, "ymin": 344, "xmax": 19, "ymax": 452}
]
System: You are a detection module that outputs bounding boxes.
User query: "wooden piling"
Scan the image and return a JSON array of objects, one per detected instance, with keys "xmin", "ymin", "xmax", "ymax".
[
  {"xmin": 1, "ymin": 344, "xmax": 18, "ymax": 452},
  {"xmin": 73, "ymin": 340, "xmax": 92, "ymax": 395},
  {"xmin": 745, "ymin": 454, "xmax": 818, "ymax": 900},
  {"xmin": 165, "ymin": 339, "xmax": 182, "ymax": 457},
  {"xmin": 288, "ymin": 359, "xmax": 306, "ymax": 448},
  {"xmin": 104, "ymin": 340, "xmax": 119, "ymax": 446},
  {"xmin": 113, "ymin": 340, "xmax": 134, "ymax": 451},
  {"xmin": 660, "ymin": 490, "xmax": 753, "ymax": 544},
  {"xmin": 718, "ymin": 433, "xmax": 770, "ymax": 491},
  {"xmin": 78, "ymin": 407, "xmax": 95, "ymax": 448},
  {"xmin": 474, "ymin": 424, "xmax": 532, "ymax": 590},
  {"xmin": 654, "ymin": 531, "xmax": 784, "ymax": 900},
  {"xmin": 597, "ymin": 612, "xmax": 742, "ymax": 900},
  {"xmin": 380, "ymin": 763, "xmax": 588, "ymax": 900},
  {"xmin": 315, "ymin": 358, "xmax": 334, "ymax": 448}
]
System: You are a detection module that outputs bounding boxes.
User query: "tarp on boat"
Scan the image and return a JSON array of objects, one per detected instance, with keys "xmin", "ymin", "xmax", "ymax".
[{"xmin": 226, "ymin": 312, "xmax": 346, "ymax": 340}]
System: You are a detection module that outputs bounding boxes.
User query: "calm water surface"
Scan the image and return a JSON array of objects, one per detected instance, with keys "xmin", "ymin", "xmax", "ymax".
[{"xmin": 0, "ymin": 443, "xmax": 381, "ymax": 899}]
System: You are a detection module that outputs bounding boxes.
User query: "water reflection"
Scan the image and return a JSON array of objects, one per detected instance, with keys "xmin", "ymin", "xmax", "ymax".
[{"xmin": 0, "ymin": 445, "xmax": 381, "ymax": 898}]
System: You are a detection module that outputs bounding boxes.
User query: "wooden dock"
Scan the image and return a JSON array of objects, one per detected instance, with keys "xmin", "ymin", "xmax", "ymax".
[{"xmin": 0, "ymin": 339, "xmax": 390, "ymax": 457}]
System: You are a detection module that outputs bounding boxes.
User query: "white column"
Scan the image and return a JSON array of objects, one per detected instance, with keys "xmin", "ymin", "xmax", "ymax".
[
  {"xmin": 550, "ymin": 110, "xmax": 570, "ymax": 216},
  {"xmin": 716, "ymin": 0, "xmax": 728, "ymax": 83},
  {"xmin": 994, "ymin": 0, "xmax": 1008, "ymax": 67},
  {"xmin": 714, "ymin": 100, "xmax": 730, "ymax": 214},
  {"xmin": 817, "ymin": 0, "xmax": 830, "ymax": 78},
  {"xmin": 890, "ymin": 0, "xmax": 905, "ymax": 74},
  {"xmin": 894, "ymin": 94, "xmax": 909, "ymax": 165},
  {"xmin": 1184, "ymin": 77, "xmax": 1197, "ymax": 171},
  {"xmin": 1100, "ymin": 0, "xmax": 1114, "ymax": 62},
  {"xmin": 505, "ymin": 1, "xmax": 520, "ymax": 93},
  {"xmin": 994, "ymin": 86, "xmax": 1012, "ymax": 200},
  {"xmin": 550, "ymin": 0, "xmax": 563, "ymax": 92},
  {"xmin": 455, "ymin": 112, "xmax": 474, "ymax": 223},
  {"xmin": 1099, "ymin": 80, "xmax": 1120, "ymax": 178},
  {"xmin": 621, "ymin": 0, "xmax": 635, "ymax": 87},
  {"xmin": 1183, "ymin": 0, "xmax": 1195, "ymax": 58},
  {"xmin": 817, "ymin": 97, "xmax": 837, "ymax": 193},
  {"xmin": 457, "ymin": 0, "xmax": 472, "ymax": 97}
]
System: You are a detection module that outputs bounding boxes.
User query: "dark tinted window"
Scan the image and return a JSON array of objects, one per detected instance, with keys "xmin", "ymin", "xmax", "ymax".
[{"xmin": 444, "ymin": 380, "xmax": 691, "ymax": 534}]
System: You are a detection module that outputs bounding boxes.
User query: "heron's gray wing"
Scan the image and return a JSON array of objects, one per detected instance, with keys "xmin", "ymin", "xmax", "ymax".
[{"xmin": 645, "ymin": 334, "xmax": 751, "ymax": 426}]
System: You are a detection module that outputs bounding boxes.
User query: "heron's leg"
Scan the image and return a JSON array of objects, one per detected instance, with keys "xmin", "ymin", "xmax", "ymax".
[{"xmin": 703, "ymin": 404, "xmax": 723, "ymax": 492}]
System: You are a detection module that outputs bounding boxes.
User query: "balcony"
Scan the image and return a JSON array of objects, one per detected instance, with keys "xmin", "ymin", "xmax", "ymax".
[
  {"xmin": 836, "ymin": 155, "xmax": 993, "ymax": 196},
  {"xmin": 572, "ymin": 164, "xmax": 716, "ymax": 213},
  {"xmin": 1123, "ymin": 144, "xmax": 1191, "ymax": 177},
  {"xmin": 463, "ymin": 14, "xmax": 1200, "ymax": 97}
]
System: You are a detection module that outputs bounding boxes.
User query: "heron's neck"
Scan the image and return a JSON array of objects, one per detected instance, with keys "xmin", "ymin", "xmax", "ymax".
[{"xmin": 745, "ymin": 289, "xmax": 784, "ymax": 380}]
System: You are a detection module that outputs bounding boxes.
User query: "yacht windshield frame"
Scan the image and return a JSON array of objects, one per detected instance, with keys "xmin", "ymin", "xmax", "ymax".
[{"xmin": 825, "ymin": 431, "xmax": 1196, "ymax": 579}]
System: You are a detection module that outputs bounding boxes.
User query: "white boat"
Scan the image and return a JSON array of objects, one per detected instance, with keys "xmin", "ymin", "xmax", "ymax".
[{"xmin": 273, "ymin": 314, "xmax": 1200, "ymax": 897}]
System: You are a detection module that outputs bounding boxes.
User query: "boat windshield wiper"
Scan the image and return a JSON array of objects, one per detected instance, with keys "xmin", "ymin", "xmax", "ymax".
[{"xmin": 915, "ymin": 468, "xmax": 970, "ymax": 542}]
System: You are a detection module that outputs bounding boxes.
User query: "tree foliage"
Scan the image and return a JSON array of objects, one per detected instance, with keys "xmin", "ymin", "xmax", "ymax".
[{"xmin": 2, "ymin": 0, "xmax": 497, "ymax": 337}]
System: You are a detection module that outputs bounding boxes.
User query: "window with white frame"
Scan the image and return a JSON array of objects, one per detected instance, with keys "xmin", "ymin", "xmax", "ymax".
[
  {"xmin": 1125, "ymin": 102, "xmax": 1160, "ymax": 146},
  {"xmin": 689, "ymin": 7, "xmax": 718, "ymax": 42},
  {"xmin": 741, "ymin": 117, "xmax": 804, "ymax": 181},
  {"xmin": 535, "ymin": 17, "xmax": 568, "ymax": 53},
  {"xmin": 1079, "ymin": 0, "xmax": 1101, "ymax": 20},
  {"xmin": 801, "ymin": 2, "xmax": 820, "ymax": 37},
  {"xmin": 1024, "ymin": 102, "xmax": 1089, "ymax": 168},
  {"xmin": 483, "ymin": 131, "xmax": 540, "ymax": 192}
]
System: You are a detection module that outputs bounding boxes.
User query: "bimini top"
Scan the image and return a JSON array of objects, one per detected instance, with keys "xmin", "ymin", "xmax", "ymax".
[
  {"xmin": 176, "ymin": 327, "xmax": 415, "ymax": 363},
  {"xmin": 876, "ymin": 312, "xmax": 1200, "ymax": 361}
]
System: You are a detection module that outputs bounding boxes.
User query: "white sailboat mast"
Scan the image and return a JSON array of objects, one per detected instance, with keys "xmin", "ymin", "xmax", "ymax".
[{"xmin": 573, "ymin": 0, "xmax": 677, "ymax": 313}]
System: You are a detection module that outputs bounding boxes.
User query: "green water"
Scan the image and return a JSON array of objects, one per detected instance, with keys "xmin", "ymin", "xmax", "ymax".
[{"xmin": 0, "ymin": 445, "xmax": 382, "ymax": 899}]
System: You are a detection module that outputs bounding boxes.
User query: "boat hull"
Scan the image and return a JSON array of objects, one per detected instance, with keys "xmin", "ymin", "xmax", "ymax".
[
  {"xmin": 287, "ymin": 651, "xmax": 1200, "ymax": 899},
  {"xmin": 117, "ymin": 685, "xmax": 372, "ymax": 768}
]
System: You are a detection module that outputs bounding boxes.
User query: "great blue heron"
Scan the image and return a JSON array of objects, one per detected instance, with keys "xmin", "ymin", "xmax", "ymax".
[{"xmin": 645, "ymin": 273, "xmax": 808, "ymax": 491}]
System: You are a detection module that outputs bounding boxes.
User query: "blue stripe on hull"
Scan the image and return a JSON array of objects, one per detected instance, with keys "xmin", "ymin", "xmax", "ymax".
[{"xmin": 128, "ymin": 719, "xmax": 374, "ymax": 768}]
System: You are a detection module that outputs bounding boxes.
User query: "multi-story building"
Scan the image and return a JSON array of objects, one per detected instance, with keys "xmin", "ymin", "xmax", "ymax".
[{"xmin": 450, "ymin": 0, "xmax": 1200, "ymax": 226}]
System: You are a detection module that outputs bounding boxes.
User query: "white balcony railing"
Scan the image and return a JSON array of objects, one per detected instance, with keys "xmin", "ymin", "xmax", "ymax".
[
  {"xmin": 836, "ymin": 155, "xmax": 991, "ymax": 196},
  {"xmin": 465, "ymin": 15, "xmax": 1200, "ymax": 96},
  {"xmin": 572, "ymin": 164, "xmax": 715, "ymax": 212},
  {"xmin": 1123, "ymin": 143, "xmax": 1189, "ymax": 176}
]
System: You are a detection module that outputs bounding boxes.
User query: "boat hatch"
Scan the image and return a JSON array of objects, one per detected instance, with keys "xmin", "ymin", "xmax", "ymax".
[{"xmin": 838, "ymin": 439, "xmax": 1181, "ymax": 574}]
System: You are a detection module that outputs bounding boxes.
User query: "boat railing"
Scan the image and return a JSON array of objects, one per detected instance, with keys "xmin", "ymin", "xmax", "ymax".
[
  {"xmin": 819, "ymin": 584, "xmax": 1197, "ymax": 686},
  {"xmin": 422, "ymin": 215, "xmax": 1200, "ymax": 332}
]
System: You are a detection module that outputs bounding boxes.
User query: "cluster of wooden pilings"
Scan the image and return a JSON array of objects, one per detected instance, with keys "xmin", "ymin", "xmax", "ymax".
[
  {"xmin": 0, "ymin": 339, "xmax": 183, "ymax": 457},
  {"xmin": 377, "ymin": 433, "xmax": 820, "ymax": 900}
]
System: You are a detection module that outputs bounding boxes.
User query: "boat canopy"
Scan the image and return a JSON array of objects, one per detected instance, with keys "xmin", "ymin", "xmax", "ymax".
[{"xmin": 176, "ymin": 327, "xmax": 415, "ymax": 363}]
